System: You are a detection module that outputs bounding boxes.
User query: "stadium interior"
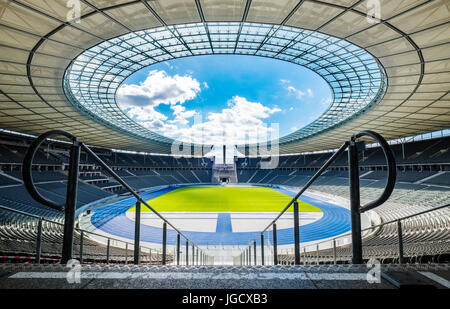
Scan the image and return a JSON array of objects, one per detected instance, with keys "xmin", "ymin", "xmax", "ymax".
[{"xmin": 0, "ymin": 0, "xmax": 449, "ymax": 290}]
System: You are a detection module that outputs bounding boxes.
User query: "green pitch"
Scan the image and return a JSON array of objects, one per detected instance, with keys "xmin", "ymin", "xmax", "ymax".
[{"xmin": 128, "ymin": 186, "xmax": 321, "ymax": 213}]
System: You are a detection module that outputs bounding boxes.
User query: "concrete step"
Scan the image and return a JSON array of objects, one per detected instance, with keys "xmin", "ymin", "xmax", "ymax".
[{"xmin": 0, "ymin": 264, "xmax": 448, "ymax": 289}]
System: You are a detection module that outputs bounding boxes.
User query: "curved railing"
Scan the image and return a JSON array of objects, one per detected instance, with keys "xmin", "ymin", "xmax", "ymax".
[
  {"xmin": 238, "ymin": 130, "xmax": 397, "ymax": 265},
  {"xmin": 0, "ymin": 205, "xmax": 163, "ymax": 265},
  {"xmin": 276, "ymin": 203, "xmax": 450, "ymax": 265},
  {"xmin": 22, "ymin": 130, "xmax": 209, "ymax": 265}
]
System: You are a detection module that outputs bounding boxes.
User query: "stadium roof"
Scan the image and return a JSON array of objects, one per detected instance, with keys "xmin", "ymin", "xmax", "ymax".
[{"xmin": 0, "ymin": 0, "xmax": 449, "ymax": 154}]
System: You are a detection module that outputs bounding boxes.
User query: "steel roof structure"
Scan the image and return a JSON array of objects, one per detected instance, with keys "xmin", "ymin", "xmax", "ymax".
[{"xmin": 0, "ymin": 0, "xmax": 449, "ymax": 154}]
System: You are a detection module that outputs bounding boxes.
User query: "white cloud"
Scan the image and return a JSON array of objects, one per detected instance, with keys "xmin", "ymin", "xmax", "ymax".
[
  {"xmin": 163, "ymin": 61, "xmax": 174, "ymax": 70},
  {"xmin": 286, "ymin": 85, "xmax": 313, "ymax": 100},
  {"xmin": 156, "ymin": 96, "xmax": 282, "ymax": 145},
  {"xmin": 117, "ymin": 70, "xmax": 201, "ymax": 109},
  {"xmin": 169, "ymin": 104, "xmax": 197, "ymax": 125},
  {"xmin": 287, "ymin": 86, "xmax": 306, "ymax": 99},
  {"xmin": 126, "ymin": 106, "xmax": 167, "ymax": 123},
  {"xmin": 118, "ymin": 71, "xmax": 282, "ymax": 146},
  {"xmin": 117, "ymin": 70, "xmax": 202, "ymax": 132}
]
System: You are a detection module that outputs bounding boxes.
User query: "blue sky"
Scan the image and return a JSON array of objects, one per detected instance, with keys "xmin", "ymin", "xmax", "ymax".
[{"xmin": 117, "ymin": 55, "xmax": 332, "ymax": 146}]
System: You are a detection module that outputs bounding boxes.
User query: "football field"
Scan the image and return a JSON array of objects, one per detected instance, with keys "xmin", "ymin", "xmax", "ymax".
[
  {"xmin": 129, "ymin": 186, "xmax": 321, "ymax": 213},
  {"xmin": 88, "ymin": 185, "xmax": 352, "ymax": 246}
]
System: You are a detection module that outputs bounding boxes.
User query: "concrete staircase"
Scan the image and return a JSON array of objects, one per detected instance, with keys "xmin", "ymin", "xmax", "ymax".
[{"xmin": 0, "ymin": 264, "xmax": 448, "ymax": 289}]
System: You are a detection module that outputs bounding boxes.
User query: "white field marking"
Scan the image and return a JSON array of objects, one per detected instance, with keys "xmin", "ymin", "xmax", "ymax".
[
  {"xmin": 126, "ymin": 211, "xmax": 323, "ymax": 233},
  {"xmin": 127, "ymin": 212, "xmax": 218, "ymax": 220},
  {"xmin": 9, "ymin": 272, "xmax": 369, "ymax": 281},
  {"xmin": 418, "ymin": 272, "xmax": 450, "ymax": 288},
  {"xmin": 127, "ymin": 212, "xmax": 323, "ymax": 233},
  {"xmin": 127, "ymin": 212, "xmax": 218, "ymax": 233},
  {"xmin": 231, "ymin": 212, "xmax": 322, "ymax": 232},
  {"xmin": 156, "ymin": 218, "xmax": 217, "ymax": 232}
]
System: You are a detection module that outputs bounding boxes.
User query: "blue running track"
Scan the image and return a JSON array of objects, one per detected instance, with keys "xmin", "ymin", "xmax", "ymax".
[{"xmin": 90, "ymin": 186, "xmax": 351, "ymax": 245}]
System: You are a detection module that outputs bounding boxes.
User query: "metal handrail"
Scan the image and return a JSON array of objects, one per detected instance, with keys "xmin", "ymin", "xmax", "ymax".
[
  {"xmin": 0, "ymin": 205, "xmax": 142, "ymax": 249},
  {"xmin": 0, "ymin": 204, "xmax": 163, "ymax": 260},
  {"xmin": 250, "ymin": 141, "xmax": 350, "ymax": 239},
  {"xmin": 353, "ymin": 131, "xmax": 396, "ymax": 213},
  {"xmin": 242, "ymin": 130, "xmax": 397, "ymax": 264},
  {"xmin": 80, "ymin": 144, "xmax": 194, "ymax": 244},
  {"xmin": 301, "ymin": 203, "xmax": 450, "ymax": 250},
  {"xmin": 21, "ymin": 130, "xmax": 207, "ymax": 264}
]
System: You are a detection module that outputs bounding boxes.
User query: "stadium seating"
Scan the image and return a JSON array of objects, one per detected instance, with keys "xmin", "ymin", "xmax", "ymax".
[
  {"xmin": 0, "ymin": 134, "xmax": 448, "ymax": 264},
  {"xmin": 237, "ymin": 136, "xmax": 450, "ymax": 169},
  {"xmin": 235, "ymin": 137, "xmax": 450, "ymax": 264}
]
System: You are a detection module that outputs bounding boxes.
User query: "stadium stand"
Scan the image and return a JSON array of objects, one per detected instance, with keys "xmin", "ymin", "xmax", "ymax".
[
  {"xmin": 0, "ymin": 133, "xmax": 214, "ymax": 262},
  {"xmin": 1, "ymin": 132, "xmax": 448, "ymax": 264},
  {"xmin": 235, "ymin": 136, "xmax": 449, "ymax": 264},
  {"xmin": 0, "ymin": 0, "xmax": 449, "ymax": 291}
]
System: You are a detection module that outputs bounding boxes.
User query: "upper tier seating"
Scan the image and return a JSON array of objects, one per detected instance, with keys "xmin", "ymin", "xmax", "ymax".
[{"xmin": 237, "ymin": 136, "xmax": 450, "ymax": 169}]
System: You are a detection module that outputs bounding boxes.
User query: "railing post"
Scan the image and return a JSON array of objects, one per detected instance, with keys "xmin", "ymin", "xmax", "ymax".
[
  {"xmin": 333, "ymin": 239, "xmax": 337, "ymax": 265},
  {"xmin": 125, "ymin": 243, "xmax": 128, "ymax": 265},
  {"xmin": 79, "ymin": 231, "xmax": 84, "ymax": 264},
  {"xmin": 273, "ymin": 224, "xmax": 278, "ymax": 266},
  {"xmin": 106, "ymin": 238, "xmax": 110, "ymax": 264},
  {"xmin": 261, "ymin": 234, "xmax": 265, "ymax": 265},
  {"xmin": 253, "ymin": 241, "xmax": 257, "ymax": 265},
  {"xmin": 134, "ymin": 201, "xmax": 141, "ymax": 265},
  {"xmin": 293, "ymin": 200, "xmax": 301, "ymax": 265},
  {"xmin": 186, "ymin": 241, "xmax": 189, "ymax": 265},
  {"xmin": 162, "ymin": 222, "xmax": 167, "ymax": 265},
  {"xmin": 316, "ymin": 244, "xmax": 319, "ymax": 265},
  {"xmin": 61, "ymin": 141, "xmax": 80, "ymax": 264},
  {"xmin": 196, "ymin": 248, "xmax": 199, "ymax": 266},
  {"xmin": 192, "ymin": 244, "xmax": 195, "ymax": 265},
  {"xmin": 176, "ymin": 233, "xmax": 180, "ymax": 265},
  {"xmin": 349, "ymin": 140, "xmax": 363, "ymax": 264},
  {"xmin": 35, "ymin": 218, "xmax": 42, "ymax": 264},
  {"xmin": 397, "ymin": 220, "xmax": 404, "ymax": 264}
]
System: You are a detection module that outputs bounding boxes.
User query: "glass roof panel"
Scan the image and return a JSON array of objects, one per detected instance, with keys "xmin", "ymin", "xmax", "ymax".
[{"xmin": 64, "ymin": 22, "xmax": 387, "ymax": 147}]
